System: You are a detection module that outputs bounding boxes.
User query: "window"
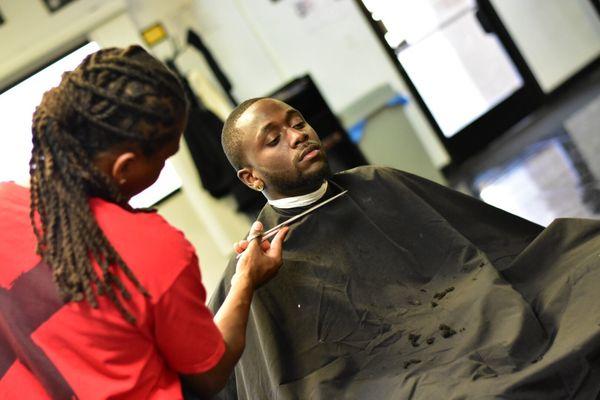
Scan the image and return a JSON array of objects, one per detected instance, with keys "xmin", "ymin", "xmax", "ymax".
[
  {"xmin": 362, "ymin": 0, "xmax": 524, "ymax": 138},
  {"xmin": 0, "ymin": 41, "xmax": 181, "ymax": 208}
]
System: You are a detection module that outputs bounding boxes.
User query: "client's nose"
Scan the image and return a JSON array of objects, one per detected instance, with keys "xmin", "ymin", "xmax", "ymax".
[{"xmin": 288, "ymin": 128, "xmax": 308, "ymax": 148}]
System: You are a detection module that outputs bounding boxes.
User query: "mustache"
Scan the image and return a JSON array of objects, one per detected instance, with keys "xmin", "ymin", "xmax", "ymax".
[{"xmin": 295, "ymin": 141, "xmax": 321, "ymax": 163}]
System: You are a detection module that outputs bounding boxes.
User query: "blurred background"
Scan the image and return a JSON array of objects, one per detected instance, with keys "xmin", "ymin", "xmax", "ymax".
[{"xmin": 0, "ymin": 0, "xmax": 598, "ymax": 294}]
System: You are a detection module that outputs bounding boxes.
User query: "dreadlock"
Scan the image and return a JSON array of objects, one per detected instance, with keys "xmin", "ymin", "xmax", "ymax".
[{"xmin": 29, "ymin": 45, "xmax": 188, "ymax": 324}]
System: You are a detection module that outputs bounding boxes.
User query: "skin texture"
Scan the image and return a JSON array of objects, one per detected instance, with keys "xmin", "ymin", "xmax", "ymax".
[{"xmin": 236, "ymin": 99, "xmax": 330, "ymax": 200}]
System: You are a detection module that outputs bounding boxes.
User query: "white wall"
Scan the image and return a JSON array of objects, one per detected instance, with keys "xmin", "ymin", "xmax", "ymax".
[
  {"xmin": 491, "ymin": 0, "xmax": 600, "ymax": 93},
  {"xmin": 0, "ymin": 0, "xmax": 125, "ymax": 88},
  {"xmin": 190, "ymin": 0, "xmax": 451, "ymax": 168}
]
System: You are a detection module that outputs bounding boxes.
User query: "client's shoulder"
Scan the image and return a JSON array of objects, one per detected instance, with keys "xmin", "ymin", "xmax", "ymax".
[{"xmin": 333, "ymin": 165, "xmax": 411, "ymax": 184}]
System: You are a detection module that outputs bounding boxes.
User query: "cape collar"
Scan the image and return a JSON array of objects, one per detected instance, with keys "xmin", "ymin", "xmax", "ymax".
[{"xmin": 266, "ymin": 181, "xmax": 328, "ymax": 209}]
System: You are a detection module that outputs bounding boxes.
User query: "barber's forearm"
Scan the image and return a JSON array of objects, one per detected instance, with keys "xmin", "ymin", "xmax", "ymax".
[{"xmin": 214, "ymin": 272, "xmax": 254, "ymax": 360}]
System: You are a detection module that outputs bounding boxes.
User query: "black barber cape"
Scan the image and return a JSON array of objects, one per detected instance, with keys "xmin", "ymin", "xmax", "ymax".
[{"xmin": 208, "ymin": 166, "xmax": 600, "ymax": 399}]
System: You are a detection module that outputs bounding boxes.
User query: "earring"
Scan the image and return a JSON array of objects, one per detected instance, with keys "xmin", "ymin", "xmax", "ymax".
[
  {"xmin": 254, "ymin": 181, "xmax": 264, "ymax": 191},
  {"xmin": 119, "ymin": 178, "xmax": 127, "ymax": 185}
]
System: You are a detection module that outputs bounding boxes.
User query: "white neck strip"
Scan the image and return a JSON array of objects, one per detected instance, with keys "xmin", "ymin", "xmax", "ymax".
[{"xmin": 267, "ymin": 181, "xmax": 328, "ymax": 209}]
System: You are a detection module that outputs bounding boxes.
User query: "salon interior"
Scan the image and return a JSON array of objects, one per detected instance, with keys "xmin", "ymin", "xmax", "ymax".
[{"xmin": 1, "ymin": 0, "xmax": 599, "ymax": 295}]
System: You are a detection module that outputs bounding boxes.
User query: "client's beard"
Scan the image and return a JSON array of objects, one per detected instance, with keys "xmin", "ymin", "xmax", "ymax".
[{"xmin": 263, "ymin": 159, "xmax": 331, "ymax": 196}]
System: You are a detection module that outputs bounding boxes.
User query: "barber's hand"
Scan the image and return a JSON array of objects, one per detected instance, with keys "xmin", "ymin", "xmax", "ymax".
[
  {"xmin": 233, "ymin": 236, "xmax": 270, "ymax": 254},
  {"xmin": 233, "ymin": 221, "xmax": 288, "ymax": 289}
]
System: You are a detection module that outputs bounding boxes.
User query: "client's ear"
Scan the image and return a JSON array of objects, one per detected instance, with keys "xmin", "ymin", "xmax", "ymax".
[{"xmin": 238, "ymin": 168, "xmax": 264, "ymax": 192}]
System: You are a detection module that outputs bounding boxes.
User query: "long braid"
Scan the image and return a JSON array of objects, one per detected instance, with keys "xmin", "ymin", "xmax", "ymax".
[{"xmin": 29, "ymin": 46, "xmax": 187, "ymax": 324}]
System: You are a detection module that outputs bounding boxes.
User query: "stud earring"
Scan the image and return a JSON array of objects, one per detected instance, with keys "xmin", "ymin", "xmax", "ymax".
[
  {"xmin": 119, "ymin": 178, "xmax": 127, "ymax": 185},
  {"xmin": 254, "ymin": 181, "xmax": 264, "ymax": 191}
]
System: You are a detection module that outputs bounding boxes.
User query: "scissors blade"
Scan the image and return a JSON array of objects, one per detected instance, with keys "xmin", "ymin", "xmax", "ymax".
[{"xmin": 248, "ymin": 189, "xmax": 348, "ymax": 242}]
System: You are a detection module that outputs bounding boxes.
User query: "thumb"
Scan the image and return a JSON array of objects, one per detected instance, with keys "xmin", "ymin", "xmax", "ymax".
[{"xmin": 247, "ymin": 220, "xmax": 264, "ymax": 240}]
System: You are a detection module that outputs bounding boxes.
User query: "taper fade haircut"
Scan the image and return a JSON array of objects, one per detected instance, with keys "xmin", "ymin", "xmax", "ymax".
[{"xmin": 221, "ymin": 97, "xmax": 266, "ymax": 170}]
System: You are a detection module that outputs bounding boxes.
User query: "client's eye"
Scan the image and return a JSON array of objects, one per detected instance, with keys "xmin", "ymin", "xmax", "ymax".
[
  {"xmin": 267, "ymin": 136, "xmax": 280, "ymax": 146},
  {"xmin": 293, "ymin": 122, "xmax": 305, "ymax": 129}
]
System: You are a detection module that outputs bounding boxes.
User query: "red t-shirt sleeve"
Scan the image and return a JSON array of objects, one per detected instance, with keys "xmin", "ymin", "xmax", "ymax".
[{"xmin": 153, "ymin": 254, "xmax": 225, "ymax": 374}]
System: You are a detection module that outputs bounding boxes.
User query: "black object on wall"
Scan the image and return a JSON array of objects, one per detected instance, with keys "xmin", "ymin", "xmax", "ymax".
[
  {"xmin": 166, "ymin": 61, "xmax": 265, "ymax": 217},
  {"xmin": 269, "ymin": 75, "xmax": 369, "ymax": 173},
  {"xmin": 42, "ymin": 0, "xmax": 78, "ymax": 13},
  {"xmin": 186, "ymin": 29, "xmax": 238, "ymax": 106}
]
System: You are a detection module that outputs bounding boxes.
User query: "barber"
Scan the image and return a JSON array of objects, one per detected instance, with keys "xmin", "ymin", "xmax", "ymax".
[{"xmin": 0, "ymin": 45, "xmax": 286, "ymax": 399}]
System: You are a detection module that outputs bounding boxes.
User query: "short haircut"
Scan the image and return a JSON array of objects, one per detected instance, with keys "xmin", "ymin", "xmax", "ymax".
[{"xmin": 221, "ymin": 97, "xmax": 266, "ymax": 170}]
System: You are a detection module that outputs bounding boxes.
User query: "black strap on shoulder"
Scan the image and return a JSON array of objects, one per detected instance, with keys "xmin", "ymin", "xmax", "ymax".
[{"xmin": 0, "ymin": 261, "xmax": 76, "ymax": 399}]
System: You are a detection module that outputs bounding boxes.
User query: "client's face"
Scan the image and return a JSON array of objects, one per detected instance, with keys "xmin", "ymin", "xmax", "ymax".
[{"xmin": 237, "ymin": 99, "xmax": 330, "ymax": 199}]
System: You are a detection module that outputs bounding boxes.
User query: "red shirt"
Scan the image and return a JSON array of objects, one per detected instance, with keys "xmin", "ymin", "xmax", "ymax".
[{"xmin": 0, "ymin": 182, "xmax": 225, "ymax": 399}]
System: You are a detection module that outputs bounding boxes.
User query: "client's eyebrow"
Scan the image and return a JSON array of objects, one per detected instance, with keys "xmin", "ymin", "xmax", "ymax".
[
  {"xmin": 257, "ymin": 109, "xmax": 300, "ymax": 140},
  {"xmin": 286, "ymin": 109, "xmax": 302, "ymax": 122},
  {"xmin": 258, "ymin": 123, "xmax": 276, "ymax": 141}
]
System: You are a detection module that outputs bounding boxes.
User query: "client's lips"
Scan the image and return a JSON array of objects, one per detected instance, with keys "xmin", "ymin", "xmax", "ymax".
[{"xmin": 298, "ymin": 144, "xmax": 321, "ymax": 162}]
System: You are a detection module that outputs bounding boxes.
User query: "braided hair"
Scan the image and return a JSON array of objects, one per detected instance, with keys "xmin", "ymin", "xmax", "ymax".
[{"xmin": 29, "ymin": 45, "xmax": 187, "ymax": 323}]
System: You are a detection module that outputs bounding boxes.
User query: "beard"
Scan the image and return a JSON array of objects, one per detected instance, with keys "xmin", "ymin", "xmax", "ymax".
[{"xmin": 261, "ymin": 159, "xmax": 331, "ymax": 196}]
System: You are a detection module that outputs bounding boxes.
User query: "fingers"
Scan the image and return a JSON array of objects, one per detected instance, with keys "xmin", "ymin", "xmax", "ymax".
[
  {"xmin": 235, "ymin": 221, "xmax": 286, "ymax": 259},
  {"xmin": 233, "ymin": 240, "xmax": 248, "ymax": 254},
  {"xmin": 268, "ymin": 227, "xmax": 289, "ymax": 256},
  {"xmin": 261, "ymin": 240, "xmax": 271, "ymax": 251},
  {"xmin": 234, "ymin": 221, "xmax": 262, "ymax": 257},
  {"xmin": 234, "ymin": 238, "xmax": 269, "ymax": 255},
  {"xmin": 233, "ymin": 223, "xmax": 288, "ymax": 288}
]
